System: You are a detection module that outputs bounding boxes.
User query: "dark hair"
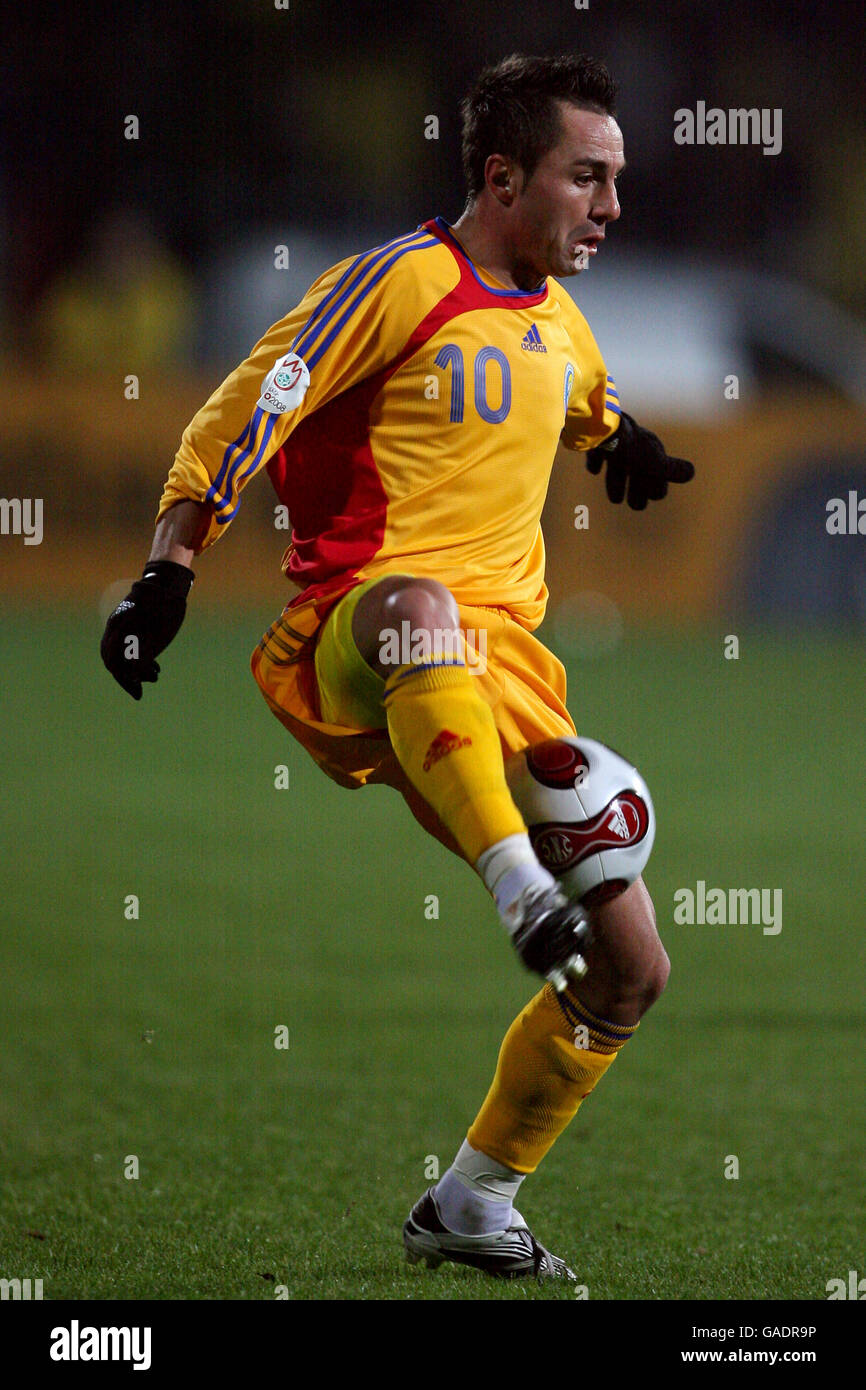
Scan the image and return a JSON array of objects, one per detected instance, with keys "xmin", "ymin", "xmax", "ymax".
[{"xmin": 460, "ymin": 54, "xmax": 618, "ymax": 198}]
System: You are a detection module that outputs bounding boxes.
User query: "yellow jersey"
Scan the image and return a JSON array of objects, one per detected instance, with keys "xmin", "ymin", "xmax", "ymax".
[{"xmin": 159, "ymin": 217, "xmax": 620, "ymax": 630}]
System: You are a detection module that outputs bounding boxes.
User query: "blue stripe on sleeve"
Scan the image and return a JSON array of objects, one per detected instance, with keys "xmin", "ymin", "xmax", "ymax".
[
  {"xmin": 292, "ymin": 229, "xmax": 433, "ymax": 362},
  {"xmin": 206, "ymin": 416, "xmax": 254, "ymax": 509},
  {"xmin": 304, "ymin": 237, "xmax": 438, "ymax": 372},
  {"xmin": 208, "ymin": 407, "xmax": 266, "ymax": 513},
  {"xmin": 215, "ymin": 412, "xmax": 277, "ymax": 524},
  {"xmin": 205, "ymin": 228, "xmax": 438, "ymax": 526}
]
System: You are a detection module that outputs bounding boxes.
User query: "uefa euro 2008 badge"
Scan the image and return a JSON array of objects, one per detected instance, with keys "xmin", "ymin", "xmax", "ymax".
[{"xmin": 257, "ymin": 352, "xmax": 310, "ymax": 414}]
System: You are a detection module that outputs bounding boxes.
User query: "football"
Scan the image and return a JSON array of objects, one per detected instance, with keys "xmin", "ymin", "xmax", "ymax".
[{"xmin": 504, "ymin": 737, "xmax": 656, "ymax": 907}]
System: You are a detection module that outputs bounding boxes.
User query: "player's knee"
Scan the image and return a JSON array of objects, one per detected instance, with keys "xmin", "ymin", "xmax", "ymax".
[
  {"xmin": 607, "ymin": 944, "xmax": 668, "ymax": 1017},
  {"xmin": 645, "ymin": 940, "xmax": 670, "ymax": 1007},
  {"xmin": 635, "ymin": 890, "xmax": 669, "ymax": 1006},
  {"xmin": 632, "ymin": 903, "xmax": 669, "ymax": 1012},
  {"xmin": 353, "ymin": 575, "xmax": 460, "ymax": 675},
  {"xmin": 592, "ymin": 886, "xmax": 669, "ymax": 1017},
  {"xmin": 380, "ymin": 577, "xmax": 460, "ymax": 634}
]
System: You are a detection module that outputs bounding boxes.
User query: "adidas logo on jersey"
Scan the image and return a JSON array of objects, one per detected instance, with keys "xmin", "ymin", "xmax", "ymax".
[
  {"xmin": 521, "ymin": 323, "xmax": 547, "ymax": 353},
  {"xmin": 422, "ymin": 729, "xmax": 472, "ymax": 772}
]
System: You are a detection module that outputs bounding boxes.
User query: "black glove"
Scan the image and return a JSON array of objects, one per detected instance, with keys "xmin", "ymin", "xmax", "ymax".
[
  {"xmin": 100, "ymin": 560, "xmax": 194, "ymax": 700},
  {"xmin": 586, "ymin": 411, "xmax": 695, "ymax": 510}
]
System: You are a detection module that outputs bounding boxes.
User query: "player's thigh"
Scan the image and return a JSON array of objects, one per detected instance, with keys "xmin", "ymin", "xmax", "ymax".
[
  {"xmin": 314, "ymin": 577, "xmax": 405, "ymax": 728},
  {"xmin": 579, "ymin": 877, "xmax": 669, "ymax": 1013}
]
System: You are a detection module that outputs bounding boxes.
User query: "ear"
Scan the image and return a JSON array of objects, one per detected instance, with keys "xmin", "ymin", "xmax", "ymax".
[{"xmin": 485, "ymin": 154, "xmax": 517, "ymax": 205}]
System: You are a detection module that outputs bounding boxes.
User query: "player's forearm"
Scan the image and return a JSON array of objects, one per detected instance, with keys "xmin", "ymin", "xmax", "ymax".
[{"xmin": 147, "ymin": 499, "xmax": 210, "ymax": 567}]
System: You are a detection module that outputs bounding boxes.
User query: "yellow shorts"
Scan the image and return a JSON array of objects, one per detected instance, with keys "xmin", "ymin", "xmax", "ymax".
[{"xmin": 250, "ymin": 577, "xmax": 575, "ymax": 842}]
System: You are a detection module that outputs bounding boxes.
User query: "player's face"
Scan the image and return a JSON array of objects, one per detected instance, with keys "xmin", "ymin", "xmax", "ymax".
[{"xmin": 511, "ymin": 104, "xmax": 625, "ymax": 282}]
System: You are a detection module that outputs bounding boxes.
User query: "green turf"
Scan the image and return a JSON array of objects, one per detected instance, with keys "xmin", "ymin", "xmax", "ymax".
[{"xmin": 1, "ymin": 606, "xmax": 863, "ymax": 1300}]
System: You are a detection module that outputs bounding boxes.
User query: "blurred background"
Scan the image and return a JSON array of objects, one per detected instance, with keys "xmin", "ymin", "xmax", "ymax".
[{"xmin": 3, "ymin": 0, "xmax": 865, "ymax": 625}]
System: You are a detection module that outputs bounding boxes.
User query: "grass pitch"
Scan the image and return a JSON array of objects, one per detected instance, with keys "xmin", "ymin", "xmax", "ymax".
[{"xmin": 1, "ymin": 606, "xmax": 863, "ymax": 1300}]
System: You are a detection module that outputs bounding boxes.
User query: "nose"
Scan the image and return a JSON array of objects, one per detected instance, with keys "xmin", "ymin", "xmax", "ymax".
[{"xmin": 594, "ymin": 180, "xmax": 621, "ymax": 224}]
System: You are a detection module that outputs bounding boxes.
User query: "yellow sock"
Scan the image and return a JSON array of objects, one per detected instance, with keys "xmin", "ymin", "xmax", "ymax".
[
  {"xmin": 467, "ymin": 985, "xmax": 639, "ymax": 1174},
  {"xmin": 383, "ymin": 661, "xmax": 525, "ymax": 863}
]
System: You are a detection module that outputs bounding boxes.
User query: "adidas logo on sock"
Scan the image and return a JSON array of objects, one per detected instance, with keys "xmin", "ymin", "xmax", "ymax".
[
  {"xmin": 521, "ymin": 323, "xmax": 547, "ymax": 353},
  {"xmin": 423, "ymin": 729, "xmax": 472, "ymax": 772}
]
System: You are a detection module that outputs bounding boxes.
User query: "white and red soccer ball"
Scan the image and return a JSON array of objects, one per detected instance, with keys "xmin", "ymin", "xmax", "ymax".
[{"xmin": 505, "ymin": 737, "xmax": 655, "ymax": 907}]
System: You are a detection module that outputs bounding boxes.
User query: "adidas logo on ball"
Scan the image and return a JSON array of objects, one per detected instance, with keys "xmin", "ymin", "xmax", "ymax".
[{"xmin": 505, "ymin": 737, "xmax": 655, "ymax": 906}]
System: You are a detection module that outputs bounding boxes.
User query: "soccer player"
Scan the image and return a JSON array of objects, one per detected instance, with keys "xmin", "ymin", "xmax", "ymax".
[{"xmin": 102, "ymin": 54, "xmax": 694, "ymax": 1280}]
